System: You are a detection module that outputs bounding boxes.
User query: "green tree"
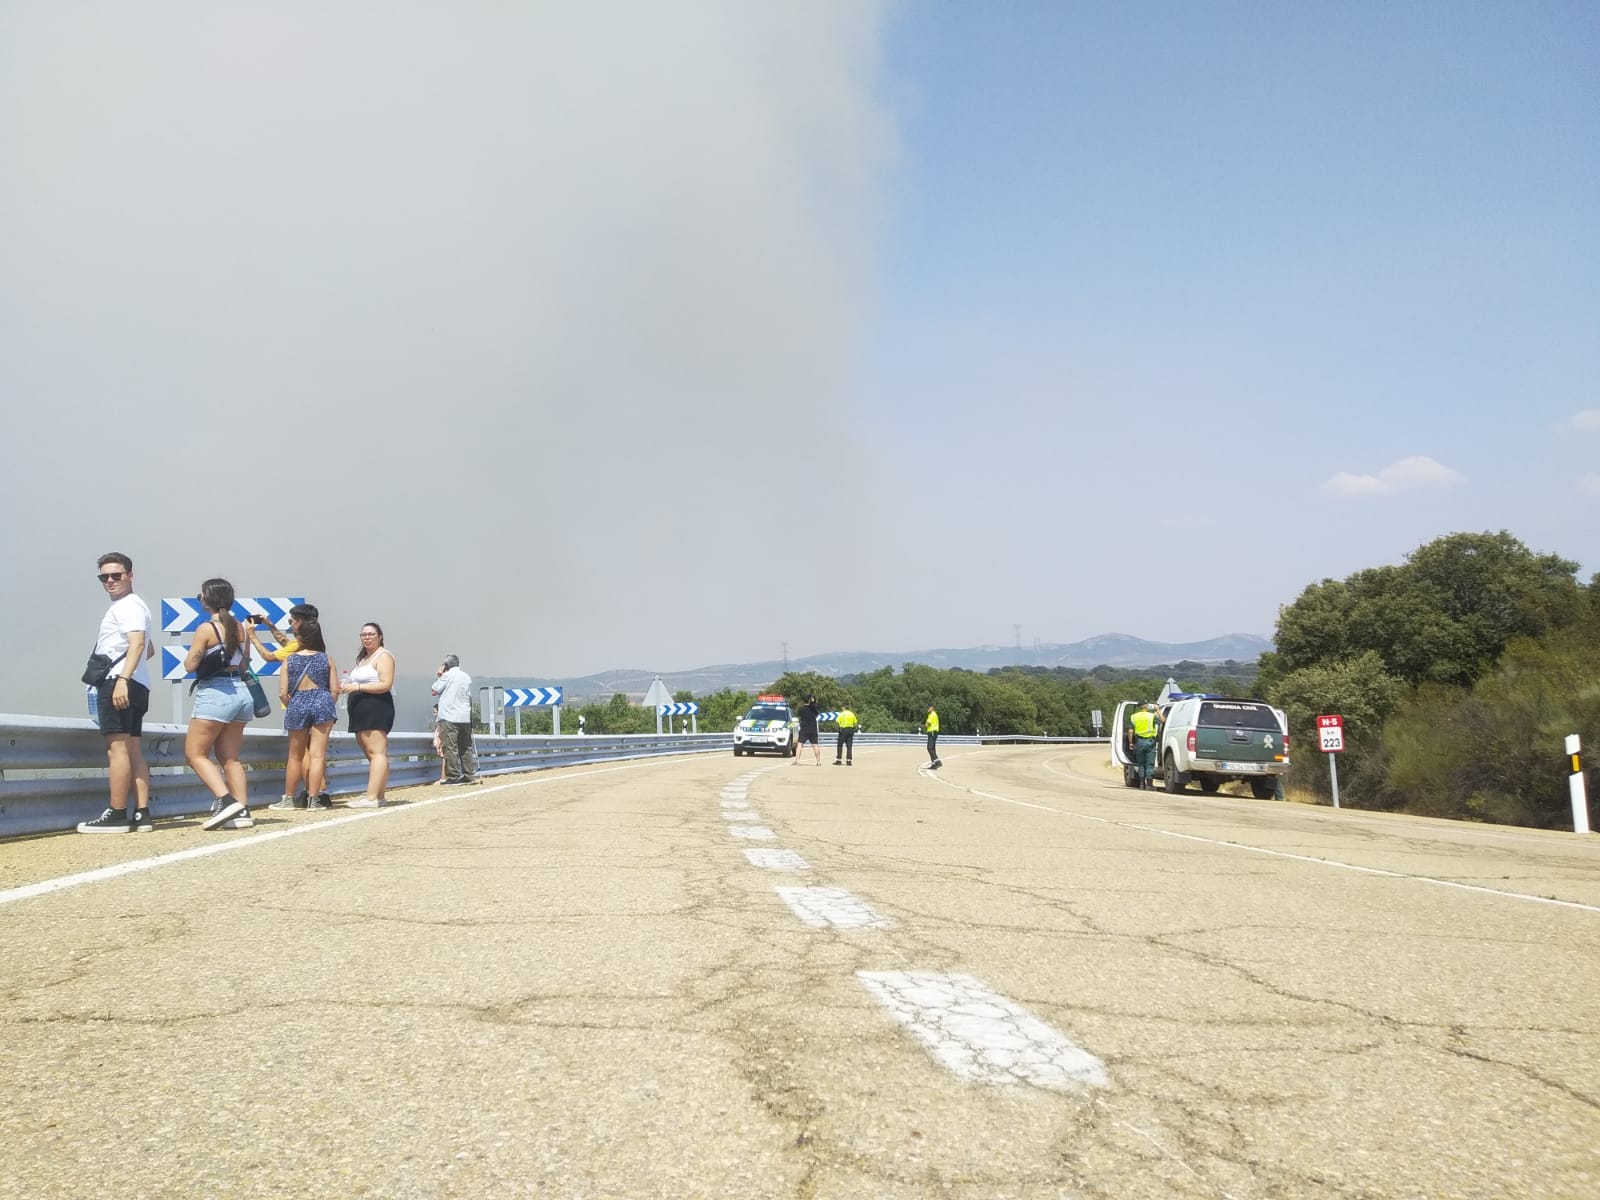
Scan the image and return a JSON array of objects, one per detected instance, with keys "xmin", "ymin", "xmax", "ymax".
[
  {"xmin": 1265, "ymin": 651, "xmax": 1405, "ymax": 801},
  {"xmin": 1380, "ymin": 624, "xmax": 1600, "ymax": 827},
  {"xmin": 697, "ymin": 688, "xmax": 753, "ymax": 731},
  {"xmin": 1269, "ymin": 531, "xmax": 1585, "ymax": 689}
]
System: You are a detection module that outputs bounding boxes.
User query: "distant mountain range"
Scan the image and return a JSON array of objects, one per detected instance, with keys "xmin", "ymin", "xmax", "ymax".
[{"xmin": 503, "ymin": 632, "xmax": 1272, "ymax": 701}]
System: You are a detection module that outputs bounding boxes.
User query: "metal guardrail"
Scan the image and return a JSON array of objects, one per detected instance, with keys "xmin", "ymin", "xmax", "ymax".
[
  {"xmin": 0, "ymin": 716, "xmax": 1105, "ymax": 839},
  {"xmin": 0, "ymin": 714, "xmax": 732, "ymax": 839}
]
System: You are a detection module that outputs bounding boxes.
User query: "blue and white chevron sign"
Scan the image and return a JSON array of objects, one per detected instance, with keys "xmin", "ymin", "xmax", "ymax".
[
  {"xmin": 162, "ymin": 596, "xmax": 306, "ymax": 633},
  {"xmin": 162, "ymin": 645, "xmax": 285, "ymax": 681},
  {"xmin": 657, "ymin": 702, "xmax": 699, "ymax": 716},
  {"xmin": 503, "ymin": 687, "xmax": 563, "ymax": 708},
  {"xmin": 818, "ymin": 711, "xmax": 840, "ymax": 722}
]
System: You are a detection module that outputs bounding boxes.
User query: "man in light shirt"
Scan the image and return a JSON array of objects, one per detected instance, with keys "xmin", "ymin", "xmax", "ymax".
[
  {"xmin": 77, "ymin": 552, "xmax": 156, "ymax": 833},
  {"xmin": 431, "ymin": 654, "xmax": 479, "ymax": 785}
]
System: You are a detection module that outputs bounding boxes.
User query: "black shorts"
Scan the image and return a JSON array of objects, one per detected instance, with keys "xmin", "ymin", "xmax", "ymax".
[
  {"xmin": 348, "ymin": 690, "xmax": 395, "ymax": 734},
  {"xmin": 96, "ymin": 679, "xmax": 149, "ymax": 737},
  {"xmin": 798, "ymin": 730, "xmax": 819, "ymax": 745}
]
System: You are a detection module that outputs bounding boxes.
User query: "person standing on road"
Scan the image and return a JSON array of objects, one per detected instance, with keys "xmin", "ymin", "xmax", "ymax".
[
  {"xmin": 432, "ymin": 654, "xmax": 479, "ymax": 784},
  {"xmin": 278, "ymin": 618, "xmax": 340, "ymax": 811},
  {"xmin": 794, "ymin": 695, "xmax": 822, "ymax": 766},
  {"xmin": 345, "ymin": 622, "xmax": 396, "ymax": 808},
  {"xmin": 247, "ymin": 603, "xmax": 318, "ymax": 807},
  {"xmin": 185, "ymin": 578, "xmax": 258, "ymax": 831},
  {"xmin": 834, "ymin": 705, "xmax": 858, "ymax": 765},
  {"xmin": 77, "ymin": 553, "xmax": 156, "ymax": 834},
  {"xmin": 924, "ymin": 706, "xmax": 942, "ymax": 770},
  {"xmin": 1128, "ymin": 702, "xmax": 1162, "ymax": 790}
]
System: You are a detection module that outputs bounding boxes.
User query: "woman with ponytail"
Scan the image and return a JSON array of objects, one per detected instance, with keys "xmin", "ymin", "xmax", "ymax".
[{"xmin": 184, "ymin": 577, "xmax": 256, "ymax": 831}]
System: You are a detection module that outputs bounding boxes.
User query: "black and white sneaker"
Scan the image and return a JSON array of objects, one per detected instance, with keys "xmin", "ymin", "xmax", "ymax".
[
  {"xmin": 222, "ymin": 807, "xmax": 254, "ymax": 830},
  {"xmin": 129, "ymin": 808, "xmax": 153, "ymax": 832},
  {"xmin": 308, "ymin": 793, "xmax": 332, "ymax": 810},
  {"xmin": 77, "ymin": 808, "xmax": 130, "ymax": 834},
  {"xmin": 202, "ymin": 798, "xmax": 246, "ymax": 831}
]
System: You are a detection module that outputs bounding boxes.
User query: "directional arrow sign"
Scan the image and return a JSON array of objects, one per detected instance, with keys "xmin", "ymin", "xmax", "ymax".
[
  {"xmin": 818, "ymin": 711, "xmax": 840, "ymax": 722},
  {"xmin": 162, "ymin": 596, "xmax": 305, "ymax": 633},
  {"xmin": 657, "ymin": 702, "xmax": 699, "ymax": 716},
  {"xmin": 504, "ymin": 687, "xmax": 563, "ymax": 708},
  {"xmin": 163, "ymin": 644, "xmax": 284, "ymax": 681}
]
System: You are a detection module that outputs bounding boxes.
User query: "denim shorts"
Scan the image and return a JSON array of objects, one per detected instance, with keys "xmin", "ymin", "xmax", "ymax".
[{"xmin": 191, "ymin": 676, "xmax": 254, "ymax": 723}]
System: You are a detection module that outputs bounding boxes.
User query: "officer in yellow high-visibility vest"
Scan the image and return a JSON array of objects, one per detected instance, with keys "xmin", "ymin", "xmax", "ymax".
[
  {"xmin": 1128, "ymin": 702, "xmax": 1161, "ymax": 789},
  {"xmin": 834, "ymin": 706, "xmax": 859, "ymax": 766},
  {"xmin": 924, "ymin": 706, "xmax": 942, "ymax": 771}
]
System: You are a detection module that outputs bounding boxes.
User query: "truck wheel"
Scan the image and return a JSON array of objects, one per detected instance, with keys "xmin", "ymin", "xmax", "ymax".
[
  {"xmin": 1199, "ymin": 777, "xmax": 1220, "ymax": 794},
  {"xmin": 1250, "ymin": 778, "xmax": 1277, "ymax": 800},
  {"xmin": 1163, "ymin": 755, "xmax": 1188, "ymax": 794},
  {"xmin": 1123, "ymin": 766, "xmax": 1140, "ymax": 788}
]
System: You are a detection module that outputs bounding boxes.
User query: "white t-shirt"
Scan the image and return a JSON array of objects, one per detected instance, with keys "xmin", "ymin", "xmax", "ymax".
[
  {"xmin": 96, "ymin": 594, "xmax": 154, "ymax": 688},
  {"xmin": 431, "ymin": 667, "xmax": 473, "ymax": 723}
]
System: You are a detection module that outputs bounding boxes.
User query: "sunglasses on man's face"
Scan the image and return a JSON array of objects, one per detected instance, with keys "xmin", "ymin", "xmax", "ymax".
[{"xmin": 97, "ymin": 572, "xmax": 126, "ymax": 583}]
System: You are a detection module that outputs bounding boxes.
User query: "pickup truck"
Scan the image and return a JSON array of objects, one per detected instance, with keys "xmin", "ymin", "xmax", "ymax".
[{"xmin": 1112, "ymin": 695, "xmax": 1289, "ymax": 798}]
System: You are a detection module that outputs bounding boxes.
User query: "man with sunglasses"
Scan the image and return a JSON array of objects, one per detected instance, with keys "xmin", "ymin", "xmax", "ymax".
[{"xmin": 77, "ymin": 553, "xmax": 156, "ymax": 833}]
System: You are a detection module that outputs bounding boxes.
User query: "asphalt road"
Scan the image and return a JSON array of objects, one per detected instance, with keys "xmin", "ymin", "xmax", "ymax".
[{"xmin": 2, "ymin": 746, "xmax": 1597, "ymax": 1199}]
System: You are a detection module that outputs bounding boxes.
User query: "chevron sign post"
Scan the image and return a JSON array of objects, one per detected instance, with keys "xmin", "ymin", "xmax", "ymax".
[
  {"xmin": 161, "ymin": 596, "xmax": 305, "ymax": 633},
  {"xmin": 504, "ymin": 688, "xmax": 563, "ymax": 708},
  {"xmin": 162, "ymin": 645, "xmax": 285, "ymax": 681},
  {"xmin": 818, "ymin": 711, "xmax": 840, "ymax": 723},
  {"xmin": 658, "ymin": 702, "xmax": 699, "ymax": 735},
  {"xmin": 498, "ymin": 686, "xmax": 563, "ymax": 735}
]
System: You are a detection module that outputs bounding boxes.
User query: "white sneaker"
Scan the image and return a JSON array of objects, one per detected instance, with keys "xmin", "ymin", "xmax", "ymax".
[
  {"xmin": 269, "ymin": 795, "xmax": 297, "ymax": 811},
  {"xmin": 348, "ymin": 796, "xmax": 382, "ymax": 809},
  {"xmin": 223, "ymin": 809, "xmax": 255, "ymax": 829},
  {"xmin": 202, "ymin": 799, "xmax": 245, "ymax": 831}
]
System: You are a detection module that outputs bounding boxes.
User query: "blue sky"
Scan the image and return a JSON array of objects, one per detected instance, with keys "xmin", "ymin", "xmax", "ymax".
[
  {"xmin": 1, "ymin": 1, "xmax": 1596, "ymax": 717},
  {"xmin": 865, "ymin": 1, "xmax": 1597, "ymax": 634}
]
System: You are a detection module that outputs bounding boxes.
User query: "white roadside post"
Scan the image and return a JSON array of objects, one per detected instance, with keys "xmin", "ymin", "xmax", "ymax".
[
  {"xmin": 1568, "ymin": 734, "xmax": 1590, "ymax": 835},
  {"xmin": 1317, "ymin": 714, "xmax": 1345, "ymax": 809}
]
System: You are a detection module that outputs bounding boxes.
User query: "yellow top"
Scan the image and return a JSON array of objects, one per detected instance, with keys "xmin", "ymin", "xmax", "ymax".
[
  {"xmin": 1130, "ymin": 709, "xmax": 1160, "ymax": 738},
  {"xmin": 837, "ymin": 709, "xmax": 858, "ymax": 729},
  {"xmin": 269, "ymin": 638, "xmax": 300, "ymax": 662},
  {"xmin": 924, "ymin": 710, "xmax": 939, "ymax": 734}
]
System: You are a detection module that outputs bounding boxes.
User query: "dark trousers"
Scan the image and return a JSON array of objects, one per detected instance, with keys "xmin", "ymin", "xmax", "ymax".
[
  {"xmin": 926, "ymin": 732, "xmax": 939, "ymax": 763},
  {"xmin": 1132, "ymin": 735, "xmax": 1157, "ymax": 784},
  {"xmin": 835, "ymin": 729, "xmax": 855, "ymax": 762},
  {"xmin": 442, "ymin": 721, "xmax": 477, "ymax": 781}
]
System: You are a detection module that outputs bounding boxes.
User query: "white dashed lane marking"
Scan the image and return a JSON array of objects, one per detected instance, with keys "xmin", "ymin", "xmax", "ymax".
[
  {"xmin": 857, "ymin": 970, "xmax": 1109, "ymax": 1091},
  {"xmin": 744, "ymin": 849, "xmax": 810, "ymax": 871},
  {"xmin": 729, "ymin": 825, "xmax": 777, "ymax": 840},
  {"xmin": 723, "ymin": 811, "xmax": 762, "ymax": 822},
  {"xmin": 775, "ymin": 886, "xmax": 891, "ymax": 929}
]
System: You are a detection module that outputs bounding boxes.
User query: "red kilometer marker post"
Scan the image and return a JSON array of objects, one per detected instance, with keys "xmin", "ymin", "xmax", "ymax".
[{"xmin": 1317, "ymin": 715, "xmax": 1344, "ymax": 809}]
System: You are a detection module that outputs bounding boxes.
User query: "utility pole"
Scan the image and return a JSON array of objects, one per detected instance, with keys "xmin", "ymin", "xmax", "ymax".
[
  {"xmin": 1014, "ymin": 624, "xmax": 1022, "ymax": 664},
  {"xmin": 781, "ymin": 641, "xmax": 789, "ymax": 673}
]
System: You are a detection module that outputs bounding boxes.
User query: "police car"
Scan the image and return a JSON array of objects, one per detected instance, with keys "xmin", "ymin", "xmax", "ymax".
[{"xmin": 732, "ymin": 695, "xmax": 799, "ymax": 757}]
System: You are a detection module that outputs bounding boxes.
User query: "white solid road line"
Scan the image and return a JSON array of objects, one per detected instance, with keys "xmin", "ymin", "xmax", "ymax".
[
  {"xmin": 857, "ymin": 969, "xmax": 1109, "ymax": 1091},
  {"xmin": 1, "ymin": 758, "xmax": 714, "ymax": 909},
  {"xmin": 775, "ymin": 885, "xmax": 892, "ymax": 929},
  {"xmin": 931, "ymin": 754, "xmax": 1600, "ymax": 915}
]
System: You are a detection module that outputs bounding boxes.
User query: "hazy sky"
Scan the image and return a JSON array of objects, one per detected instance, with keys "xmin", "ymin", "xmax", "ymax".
[{"xmin": 3, "ymin": 1, "xmax": 1596, "ymax": 719}]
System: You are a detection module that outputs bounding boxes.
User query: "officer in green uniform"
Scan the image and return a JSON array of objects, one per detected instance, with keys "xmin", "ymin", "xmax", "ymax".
[
  {"xmin": 1128, "ymin": 702, "xmax": 1161, "ymax": 789},
  {"xmin": 924, "ymin": 706, "xmax": 941, "ymax": 770},
  {"xmin": 834, "ymin": 706, "xmax": 859, "ymax": 765}
]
